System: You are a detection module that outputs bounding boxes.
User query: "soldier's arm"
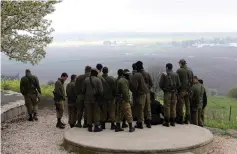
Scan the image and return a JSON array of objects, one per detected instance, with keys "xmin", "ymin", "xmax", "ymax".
[
  {"xmin": 66, "ymin": 83, "xmax": 70, "ymax": 97},
  {"xmin": 111, "ymin": 78, "xmax": 117, "ymax": 97},
  {"xmin": 130, "ymin": 76, "xmax": 138, "ymax": 92},
  {"xmin": 20, "ymin": 78, "xmax": 25, "ymax": 95},
  {"xmin": 176, "ymin": 75, "xmax": 181, "ymax": 89},
  {"xmin": 159, "ymin": 74, "xmax": 165, "ymax": 90},
  {"xmin": 34, "ymin": 76, "xmax": 41, "ymax": 94},
  {"xmin": 55, "ymin": 81, "xmax": 64, "ymax": 97}
]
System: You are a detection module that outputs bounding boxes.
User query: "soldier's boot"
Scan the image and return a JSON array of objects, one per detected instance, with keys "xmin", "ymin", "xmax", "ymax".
[
  {"xmin": 88, "ymin": 125, "xmax": 93, "ymax": 132},
  {"xmin": 75, "ymin": 121, "xmax": 82, "ymax": 128},
  {"xmin": 101, "ymin": 122, "xmax": 106, "ymax": 129},
  {"xmin": 33, "ymin": 112, "xmax": 38, "ymax": 121},
  {"xmin": 94, "ymin": 125, "xmax": 102, "ymax": 132},
  {"xmin": 56, "ymin": 119, "xmax": 65, "ymax": 129},
  {"xmin": 135, "ymin": 122, "xmax": 143, "ymax": 129},
  {"xmin": 170, "ymin": 118, "xmax": 175, "ymax": 127},
  {"xmin": 70, "ymin": 124, "xmax": 75, "ymax": 128},
  {"xmin": 58, "ymin": 118, "xmax": 66, "ymax": 126},
  {"xmin": 122, "ymin": 120, "xmax": 128, "ymax": 128},
  {"xmin": 184, "ymin": 115, "xmax": 190, "ymax": 124},
  {"xmin": 111, "ymin": 122, "xmax": 116, "ymax": 130},
  {"xmin": 83, "ymin": 120, "xmax": 88, "ymax": 128},
  {"xmin": 162, "ymin": 118, "xmax": 170, "ymax": 127},
  {"xmin": 146, "ymin": 120, "xmax": 152, "ymax": 128},
  {"xmin": 28, "ymin": 114, "xmax": 33, "ymax": 121},
  {"xmin": 115, "ymin": 123, "xmax": 124, "ymax": 132},
  {"xmin": 128, "ymin": 123, "xmax": 135, "ymax": 132},
  {"xmin": 144, "ymin": 119, "xmax": 148, "ymax": 125}
]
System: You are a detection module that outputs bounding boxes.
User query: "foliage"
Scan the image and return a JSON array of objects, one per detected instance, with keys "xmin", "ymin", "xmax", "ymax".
[
  {"xmin": 228, "ymin": 87, "xmax": 237, "ymax": 99},
  {"xmin": 207, "ymin": 88, "xmax": 218, "ymax": 96},
  {"xmin": 1, "ymin": 0, "xmax": 61, "ymax": 65},
  {"xmin": 148, "ymin": 65, "xmax": 165, "ymax": 93}
]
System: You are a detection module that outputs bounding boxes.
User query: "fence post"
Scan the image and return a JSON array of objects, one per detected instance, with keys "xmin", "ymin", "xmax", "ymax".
[{"xmin": 229, "ymin": 105, "xmax": 232, "ymax": 121}]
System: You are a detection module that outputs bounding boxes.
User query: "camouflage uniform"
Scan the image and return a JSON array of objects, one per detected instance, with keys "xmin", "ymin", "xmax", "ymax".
[
  {"xmin": 190, "ymin": 82, "xmax": 204, "ymax": 126},
  {"xmin": 176, "ymin": 65, "xmax": 193, "ymax": 124},
  {"xmin": 159, "ymin": 70, "xmax": 181, "ymax": 126},
  {"xmin": 20, "ymin": 73, "xmax": 41, "ymax": 121},
  {"xmin": 75, "ymin": 72, "xmax": 90, "ymax": 127},
  {"xmin": 66, "ymin": 80, "xmax": 77, "ymax": 127},
  {"xmin": 100, "ymin": 74, "xmax": 116, "ymax": 129},
  {"xmin": 82, "ymin": 74, "xmax": 103, "ymax": 132}
]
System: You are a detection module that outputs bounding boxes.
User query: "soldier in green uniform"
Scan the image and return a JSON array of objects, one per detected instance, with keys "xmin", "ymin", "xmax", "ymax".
[
  {"xmin": 75, "ymin": 66, "xmax": 91, "ymax": 128},
  {"xmin": 159, "ymin": 63, "xmax": 181, "ymax": 127},
  {"xmin": 198, "ymin": 79, "xmax": 207, "ymax": 124},
  {"xmin": 53, "ymin": 73, "xmax": 68, "ymax": 129},
  {"xmin": 130, "ymin": 63, "xmax": 138, "ymax": 121},
  {"xmin": 66, "ymin": 74, "xmax": 77, "ymax": 128},
  {"xmin": 82, "ymin": 68, "xmax": 103, "ymax": 132},
  {"xmin": 96, "ymin": 63, "xmax": 103, "ymax": 78},
  {"xmin": 190, "ymin": 76, "xmax": 205, "ymax": 127},
  {"xmin": 176, "ymin": 59, "xmax": 194, "ymax": 124},
  {"xmin": 115, "ymin": 69, "xmax": 135, "ymax": 132},
  {"xmin": 100, "ymin": 66, "xmax": 116, "ymax": 130},
  {"xmin": 135, "ymin": 61, "xmax": 153, "ymax": 128},
  {"xmin": 20, "ymin": 69, "xmax": 41, "ymax": 121}
]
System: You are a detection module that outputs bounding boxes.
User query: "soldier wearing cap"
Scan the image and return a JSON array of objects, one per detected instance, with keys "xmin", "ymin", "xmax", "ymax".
[
  {"xmin": 176, "ymin": 59, "xmax": 194, "ymax": 124},
  {"xmin": 114, "ymin": 69, "xmax": 135, "ymax": 132},
  {"xmin": 74, "ymin": 66, "xmax": 91, "ymax": 128},
  {"xmin": 82, "ymin": 68, "xmax": 103, "ymax": 132}
]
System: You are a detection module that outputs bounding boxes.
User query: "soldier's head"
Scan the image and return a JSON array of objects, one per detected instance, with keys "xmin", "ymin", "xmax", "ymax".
[
  {"xmin": 198, "ymin": 79, "xmax": 203, "ymax": 85},
  {"xmin": 61, "ymin": 72, "xmax": 68, "ymax": 81},
  {"xmin": 136, "ymin": 61, "xmax": 144, "ymax": 71},
  {"xmin": 178, "ymin": 59, "xmax": 187, "ymax": 67},
  {"xmin": 85, "ymin": 65, "xmax": 91, "ymax": 73},
  {"xmin": 102, "ymin": 67, "xmax": 109, "ymax": 74},
  {"xmin": 96, "ymin": 63, "xmax": 103, "ymax": 72},
  {"xmin": 25, "ymin": 69, "xmax": 31, "ymax": 76},
  {"xmin": 117, "ymin": 69, "xmax": 124, "ymax": 77},
  {"xmin": 123, "ymin": 69, "xmax": 130, "ymax": 80},
  {"xmin": 132, "ymin": 63, "xmax": 137, "ymax": 71},
  {"xmin": 91, "ymin": 68, "xmax": 98, "ymax": 77},
  {"xmin": 71, "ymin": 74, "xmax": 77, "ymax": 82},
  {"xmin": 193, "ymin": 76, "xmax": 199, "ymax": 83},
  {"xmin": 166, "ymin": 63, "xmax": 173, "ymax": 71}
]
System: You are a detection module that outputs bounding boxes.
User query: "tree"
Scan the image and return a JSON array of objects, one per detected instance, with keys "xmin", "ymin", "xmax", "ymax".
[
  {"xmin": 228, "ymin": 87, "xmax": 237, "ymax": 99},
  {"xmin": 1, "ymin": 0, "xmax": 61, "ymax": 65},
  {"xmin": 148, "ymin": 65, "xmax": 165, "ymax": 93},
  {"xmin": 208, "ymin": 88, "xmax": 218, "ymax": 96}
]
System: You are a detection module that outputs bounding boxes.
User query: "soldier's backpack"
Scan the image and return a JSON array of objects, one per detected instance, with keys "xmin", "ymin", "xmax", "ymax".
[{"xmin": 100, "ymin": 77, "xmax": 113, "ymax": 101}]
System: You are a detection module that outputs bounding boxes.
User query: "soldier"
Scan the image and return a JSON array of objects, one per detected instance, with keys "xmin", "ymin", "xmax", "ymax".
[
  {"xmin": 198, "ymin": 79, "xmax": 207, "ymax": 124},
  {"xmin": 190, "ymin": 76, "xmax": 205, "ymax": 127},
  {"xmin": 96, "ymin": 63, "xmax": 103, "ymax": 78},
  {"xmin": 53, "ymin": 72, "xmax": 68, "ymax": 129},
  {"xmin": 82, "ymin": 68, "xmax": 103, "ymax": 132},
  {"xmin": 159, "ymin": 63, "xmax": 181, "ymax": 127},
  {"xmin": 115, "ymin": 69, "xmax": 135, "ymax": 132},
  {"xmin": 150, "ymin": 92, "xmax": 164, "ymax": 125},
  {"xmin": 135, "ymin": 61, "xmax": 153, "ymax": 128},
  {"xmin": 176, "ymin": 59, "xmax": 194, "ymax": 124},
  {"xmin": 130, "ymin": 63, "xmax": 138, "ymax": 121},
  {"xmin": 100, "ymin": 66, "xmax": 116, "ymax": 130},
  {"xmin": 66, "ymin": 74, "xmax": 77, "ymax": 128},
  {"xmin": 20, "ymin": 69, "xmax": 41, "ymax": 121},
  {"xmin": 75, "ymin": 66, "xmax": 91, "ymax": 128}
]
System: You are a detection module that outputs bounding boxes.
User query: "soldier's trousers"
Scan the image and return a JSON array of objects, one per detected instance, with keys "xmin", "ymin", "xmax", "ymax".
[
  {"xmin": 85, "ymin": 101, "xmax": 100, "ymax": 125},
  {"xmin": 116, "ymin": 101, "xmax": 133, "ymax": 123},
  {"xmin": 24, "ymin": 93, "xmax": 38, "ymax": 115},
  {"xmin": 136, "ymin": 93, "xmax": 151, "ymax": 123},
  {"xmin": 191, "ymin": 107, "xmax": 203, "ymax": 126},
  {"xmin": 176, "ymin": 89, "xmax": 190, "ymax": 120},
  {"xmin": 100, "ymin": 99, "xmax": 116, "ymax": 122},
  {"xmin": 68, "ymin": 104, "xmax": 77, "ymax": 125},
  {"xmin": 201, "ymin": 108, "xmax": 205, "ymax": 124},
  {"xmin": 56, "ymin": 100, "xmax": 64, "ymax": 119},
  {"xmin": 163, "ymin": 92, "xmax": 177, "ymax": 121},
  {"xmin": 76, "ymin": 95, "xmax": 87, "ymax": 122}
]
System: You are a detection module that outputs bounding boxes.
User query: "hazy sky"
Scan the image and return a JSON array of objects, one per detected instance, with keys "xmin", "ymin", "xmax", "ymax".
[{"xmin": 48, "ymin": 0, "xmax": 237, "ymax": 33}]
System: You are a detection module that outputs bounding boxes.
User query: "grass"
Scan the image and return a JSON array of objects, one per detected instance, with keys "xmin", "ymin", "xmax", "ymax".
[{"xmin": 1, "ymin": 79, "xmax": 237, "ymax": 130}]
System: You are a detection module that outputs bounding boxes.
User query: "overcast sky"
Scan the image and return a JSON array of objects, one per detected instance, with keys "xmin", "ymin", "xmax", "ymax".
[{"xmin": 47, "ymin": 0, "xmax": 237, "ymax": 33}]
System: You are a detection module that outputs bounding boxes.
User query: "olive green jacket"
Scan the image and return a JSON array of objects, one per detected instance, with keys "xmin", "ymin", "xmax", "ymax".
[
  {"xmin": 176, "ymin": 65, "xmax": 193, "ymax": 89},
  {"xmin": 20, "ymin": 74, "xmax": 41, "ymax": 95},
  {"xmin": 159, "ymin": 70, "xmax": 181, "ymax": 92},
  {"xmin": 54, "ymin": 78, "xmax": 66, "ymax": 101},
  {"xmin": 102, "ymin": 74, "xmax": 116, "ymax": 100},
  {"xmin": 75, "ymin": 72, "xmax": 90, "ymax": 95},
  {"xmin": 66, "ymin": 81, "xmax": 77, "ymax": 103},
  {"xmin": 116, "ymin": 76, "xmax": 130, "ymax": 102},
  {"xmin": 191, "ymin": 83, "xmax": 205, "ymax": 109},
  {"xmin": 130, "ymin": 72, "xmax": 149, "ymax": 95}
]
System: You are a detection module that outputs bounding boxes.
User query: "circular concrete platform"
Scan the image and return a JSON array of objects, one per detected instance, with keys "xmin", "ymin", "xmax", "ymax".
[{"xmin": 64, "ymin": 124, "xmax": 214, "ymax": 154}]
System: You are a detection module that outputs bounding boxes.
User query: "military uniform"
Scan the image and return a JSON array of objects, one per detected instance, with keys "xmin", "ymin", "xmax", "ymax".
[
  {"xmin": 20, "ymin": 73, "xmax": 41, "ymax": 121},
  {"xmin": 82, "ymin": 74, "xmax": 103, "ymax": 132},
  {"xmin": 159, "ymin": 70, "xmax": 181, "ymax": 126},
  {"xmin": 190, "ymin": 82, "xmax": 205, "ymax": 126},
  {"xmin": 176, "ymin": 65, "xmax": 193, "ymax": 124},
  {"xmin": 100, "ymin": 74, "xmax": 116, "ymax": 129},
  {"xmin": 66, "ymin": 80, "xmax": 77, "ymax": 127},
  {"xmin": 129, "ymin": 70, "xmax": 138, "ymax": 121},
  {"xmin": 75, "ymin": 72, "xmax": 90, "ymax": 127},
  {"xmin": 115, "ymin": 76, "xmax": 135, "ymax": 132}
]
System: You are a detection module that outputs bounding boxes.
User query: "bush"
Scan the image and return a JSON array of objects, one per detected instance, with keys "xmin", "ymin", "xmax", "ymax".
[
  {"xmin": 0, "ymin": 79, "xmax": 54, "ymax": 98},
  {"xmin": 228, "ymin": 87, "xmax": 237, "ymax": 99}
]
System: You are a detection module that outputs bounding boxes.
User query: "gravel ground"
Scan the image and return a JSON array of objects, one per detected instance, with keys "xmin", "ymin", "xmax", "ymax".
[{"xmin": 1, "ymin": 109, "xmax": 237, "ymax": 154}]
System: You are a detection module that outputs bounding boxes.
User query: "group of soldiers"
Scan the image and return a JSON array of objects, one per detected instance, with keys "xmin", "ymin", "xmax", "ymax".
[{"xmin": 20, "ymin": 59, "xmax": 207, "ymax": 133}]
